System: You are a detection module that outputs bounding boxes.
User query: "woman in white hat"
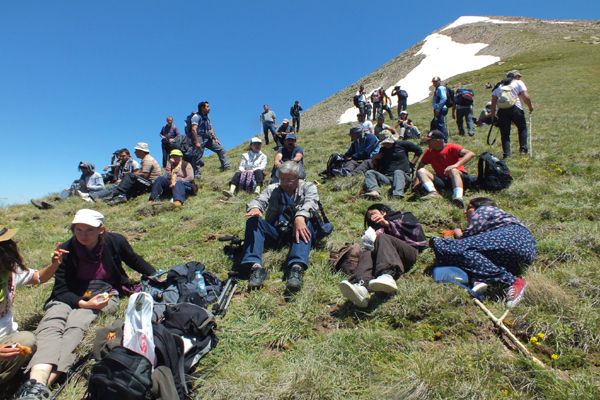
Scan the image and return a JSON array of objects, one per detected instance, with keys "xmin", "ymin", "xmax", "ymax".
[
  {"xmin": 0, "ymin": 227, "xmax": 66, "ymax": 386},
  {"xmin": 223, "ymin": 137, "xmax": 268, "ymax": 197},
  {"xmin": 15, "ymin": 209, "xmax": 156, "ymax": 399}
]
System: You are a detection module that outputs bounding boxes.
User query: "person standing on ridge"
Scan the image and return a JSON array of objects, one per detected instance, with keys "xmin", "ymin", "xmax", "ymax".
[
  {"xmin": 190, "ymin": 101, "xmax": 231, "ymax": 172},
  {"xmin": 159, "ymin": 116, "xmax": 180, "ymax": 168},
  {"xmin": 430, "ymin": 76, "xmax": 449, "ymax": 142},
  {"xmin": 290, "ymin": 100, "xmax": 303, "ymax": 133},
  {"xmin": 391, "ymin": 85, "xmax": 408, "ymax": 116},
  {"xmin": 260, "ymin": 104, "xmax": 277, "ymax": 146},
  {"xmin": 380, "ymin": 88, "xmax": 394, "ymax": 120}
]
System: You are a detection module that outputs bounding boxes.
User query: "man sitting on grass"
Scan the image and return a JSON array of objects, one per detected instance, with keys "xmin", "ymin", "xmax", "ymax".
[
  {"xmin": 415, "ymin": 130, "xmax": 476, "ymax": 208},
  {"xmin": 239, "ymin": 161, "xmax": 320, "ymax": 292}
]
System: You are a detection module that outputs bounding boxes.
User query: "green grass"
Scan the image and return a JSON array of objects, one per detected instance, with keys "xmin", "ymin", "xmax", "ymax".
[{"xmin": 3, "ymin": 32, "xmax": 600, "ymax": 399}]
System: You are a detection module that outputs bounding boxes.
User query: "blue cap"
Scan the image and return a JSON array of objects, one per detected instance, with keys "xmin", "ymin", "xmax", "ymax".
[{"xmin": 285, "ymin": 134, "xmax": 297, "ymax": 141}]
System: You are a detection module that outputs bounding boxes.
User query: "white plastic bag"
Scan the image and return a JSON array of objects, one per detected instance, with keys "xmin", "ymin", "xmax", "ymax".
[
  {"xmin": 360, "ymin": 227, "xmax": 377, "ymax": 251},
  {"xmin": 123, "ymin": 292, "xmax": 156, "ymax": 366}
]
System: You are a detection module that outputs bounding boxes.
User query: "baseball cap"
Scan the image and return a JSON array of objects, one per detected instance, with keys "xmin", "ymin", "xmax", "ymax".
[
  {"xmin": 134, "ymin": 142, "xmax": 150, "ymax": 152},
  {"xmin": 169, "ymin": 149, "xmax": 184, "ymax": 157},
  {"xmin": 71, "ymin": 209, "xmax": 105, "ymax": 227},
  {"xmin": 250, "ymin": 136, "xmax": 262, "ymax": 144},
  {"xmin": 285, "ymin": 134, "xmax": 297, "ymax": 141},
  {"xmin": 0, "ymin": 226, "xmax": 17, "ymax": 242},
  {"xmin": 400, "ymin": 110, "xmax": 408, "ymax": 115},
  {"xmin": 432, "ymin": 76, "xmax": 441, "ymax": 82},
  {"xmin": 424, "ymin": 130, "xmax": 445, "ymax": 141},
  {"xmin": 507, "ymin": 69, "xmax": 522, "ymax": 78},
  {"xmin": 349, "ymin": 127, "xmax": 363, "ymax": 136},
  {"xmin": 282, "ymin": 118, "xmax": 289, "ymax": 123}
]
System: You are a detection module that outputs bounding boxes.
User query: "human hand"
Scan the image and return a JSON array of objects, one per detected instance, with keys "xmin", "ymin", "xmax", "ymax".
[
  {"xmin": 453, "ymin": 228, "xmax": 463, "ymax": 239},
  {"xmin": 194, "ymin": 142, "xmax": 201, "ymax": 149},
  {"xmin": 370, "ymin": 213, "xmax": 389, "ymax": 227},
  {"xmin": 443, "ymin": 165, "xmax": 457, "ymax": 176},
  {"xmin": 79, "ymin": 293, "xmax": 111, "ymax": 310},
  {"xmin": 293, "ymin": 216, "xmax": 311, "ymax": 243},
  {"xmin": 245, "ymin": 208, "xmax": 263, "ymax": 218},
  {"xmin": 50, "ymin": 243, "xmax": 69, "ymax": 268},
  {"xmin": 0, "ymin": 344, "xmax": 21, "ymax": 360}
]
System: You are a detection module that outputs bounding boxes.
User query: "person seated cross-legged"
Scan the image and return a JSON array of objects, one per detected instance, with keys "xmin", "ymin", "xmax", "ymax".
[
  {"xmin": 223, "ymin": 137, "xmax": 267, "ymax": 197},
  {"xmin": 239, "ymin": 161, "xmax": 320, "ymax": 292},
  {"xmin": 149, "ymin": 149, "xmax": 194, "ymax": 207}
]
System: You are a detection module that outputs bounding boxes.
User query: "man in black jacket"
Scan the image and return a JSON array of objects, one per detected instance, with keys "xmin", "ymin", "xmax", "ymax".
[
  {"xmin": 290, "ymin": 100, "xmax": 303, "ymax": 132},
  {"xmin": 363, "ymin": 136, "xmax": 422, "ymax": 199}
]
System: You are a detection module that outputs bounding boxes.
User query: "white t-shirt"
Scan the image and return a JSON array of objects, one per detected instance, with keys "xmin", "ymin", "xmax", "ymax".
[
  {"xmin": 0, "ymin": 267, "xmax": 35, "ymax": 339},
  {"xmin": 492, "ymin": 79, "xmax": 528, "ymax": 110}
]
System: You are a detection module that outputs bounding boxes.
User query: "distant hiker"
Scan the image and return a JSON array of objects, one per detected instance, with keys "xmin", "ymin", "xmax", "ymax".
[
  {"xmin": 490, "ymin": 70, "xmax": 534, "ymax": 158},
  {"xmin": 345, "ymin": 127, "xmax": 380, "ymax": 162},
  {"xmin": 353, "ymin": 85, "xmax": 367, "ymax": 117},
  {"xmin": 290, "ymin": 100, "xmax": 303, "ymax": 132},
  {"xmin": 223, "ymin": 137, "xmax": 267, "ymax": 197},
  {"xmin": 475, "ymin": 101, "xmax": 493, "ymax": 127},
  {"xmin": 391, "ymin": 85, "xmax": 408, "ymax": 115},
  {"xmin": 452, "ymin": 86, "xmax": 475, "ymax": 136},
  {"xmin": 14, "ymin": 209, "xmax": 156, "ymax": 399},
  {"xmin": 0, "ymin": 226, "xmax": 64, "ymax": 386},
  {"xmin": 363, "ymin": 136, "xmax": 422, "ymax": 200},
  {"xmin": 271, "ymin": 134, "xmax": 305, "ymax": 184},
  {"xmin": 370, "ymin": 89, "xmax": 382, "ymax": 120},
  {"xmin": 260, "ymin": 104, "xmax": 277, "ymax": 145},
  {"xmin": 71, "ymin": 162, "xmax": 105, "ymax": 203},
  {"xmin": 106, "ymin": 142, "xmax": 162, "ymax": 205},
  {"xmin": 398, "ymin": 111, "xmax": 421, "ymax": 139},
  {"xmin": 275, "ymin": 118, "xmax": 295, "ymax": 148},
  {"xmin": 159, "ymin": 116, "xmax": 180, "ymax": 168},
  {"xmin": 430, "ymin": 197, "xmax": 536, "ymax": 308},
  {"xmin": 88, "ymin": 148, "xmax": 140, "ymax": 202},
  {"xmin": 379, "ymin": 88, "xmax": 394, "ymax": 120},
  {"xmin": 364, "ymin": 98, "xmax": 373, "ymax": 121},
  {"xmin": 240, "ymin": 161, "xmax": 320, "ymax": 292},
  {"xmin": 374, "ymin": 115, "xmax": 399, "ymax": 141},
  {"xmin": 357, "ymin": 113, "xmax": 374, "ymax": 135},
  {"xmin": 190, "ymin": 101, "xmax": 231, "ymax": 171},
  {"xmin": 337, "ymin": 204, "xmax": 426, "ymax": 308},
  {"xmin": 430, "ymin": 76, "xmax": 449, "ymax": 142},
  {"xmin": 416, "ymin": 130, "xmax": 476, "ymax": 208},
  {"xmin": 149, "ymin": 149, "xmax": 194, "ymax": 207}
]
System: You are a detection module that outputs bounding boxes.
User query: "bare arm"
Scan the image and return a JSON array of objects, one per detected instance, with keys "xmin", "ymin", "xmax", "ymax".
[{"xmin": 519, "ymin": 91, "xmax": 534, "ymax": 113}]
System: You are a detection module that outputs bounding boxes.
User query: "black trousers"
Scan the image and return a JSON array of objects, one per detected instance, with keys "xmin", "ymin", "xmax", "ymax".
[{"xmin": 497, "ymin": 106, "xmax": 528, "ymax": 157}]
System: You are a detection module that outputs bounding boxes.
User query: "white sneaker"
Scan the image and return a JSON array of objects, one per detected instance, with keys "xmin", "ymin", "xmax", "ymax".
[
  {"xmin": 471, "ymin": 281, "xmax": 489, "ymax": 294},
  {"xmin": 368, "ymin": 274, "xmax": 398, "ymax": 293},
  {"xmin": 339, "ymin": 280, "xmax": 370, "ymax": 308},
  {"xmin": 77, "ymin": 190, "xmax": 93, "ymax": 202}
]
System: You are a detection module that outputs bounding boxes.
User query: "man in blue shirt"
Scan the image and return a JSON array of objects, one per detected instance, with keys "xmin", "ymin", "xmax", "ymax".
[
  {"xmin": 431, "ymin": 76, "xmax": 449, "ymax": 142},
  {"xmin": 344, "ymin": 127, "xmax": 380, "ymax": 161},
  {"xmin": 270, "ymin": 134, "xmax": 305, "ymax": 184},
  {"xmin": 189, "ymin": 101, "xmax": 231, "ymax": 176}
]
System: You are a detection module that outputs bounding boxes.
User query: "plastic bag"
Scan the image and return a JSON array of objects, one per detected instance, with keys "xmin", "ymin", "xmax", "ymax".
[
  {"xmin": 123, "ymin": 292, "xmax": 156, "ymax": 366},
  {"xmin": 360, "ymin": 227, "xmax": 377, "ymax": 251}
]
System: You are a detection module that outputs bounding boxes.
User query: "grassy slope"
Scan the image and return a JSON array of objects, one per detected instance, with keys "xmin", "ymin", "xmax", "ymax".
[{"xmin": 3, "ymin": 31, "xmax": 600, "ymax": 399}]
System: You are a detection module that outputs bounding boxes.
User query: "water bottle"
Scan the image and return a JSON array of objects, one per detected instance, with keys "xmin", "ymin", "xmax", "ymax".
[{"xmin": 194, "ymin": 271, "xmax": 207, "ymax": 297}]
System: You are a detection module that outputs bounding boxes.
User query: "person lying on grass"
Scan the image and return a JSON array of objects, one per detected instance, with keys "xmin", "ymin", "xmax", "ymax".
[
  {"xmin": 15, "ymin": 209, "xmax": 156, "ymax": 400},
  {"xmin": 338, "ymin": 204, "xmax": 428, "ymax": 308},
  {"xmin": 430, "ymin": 197, "xmax": 536, "ymax": 308},
  {"xmin": 0, "ymin": 227, "xmax": 66, "ymax": 386}
]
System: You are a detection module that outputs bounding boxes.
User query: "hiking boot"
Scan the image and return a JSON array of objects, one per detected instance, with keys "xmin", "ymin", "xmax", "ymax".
[
  {"xmin": 248, "ymin": 264, "xmax": 267, "ymax": 289},
  {"xmin": 106, "ymin": 194, "xmax": 127, "ymax": 205},
  {"xmin": 420, "ymin": 191, "xmax": 441, "ymax": 200},
  {"xmin": 368, "ymin": 273, "xmax": 398, "ymax": 294},
  {"xmin": 222, "ymin": 189, "xmax": 234, "ymax": 198},
  {"xmin": 468, "ymin": 130, "xmax": 475, "ymax": 137},
  {"xmin": 220, "ymin": 165, "xmax": 231, "ymax": 172},
  {"xmin": 286, "ymin": 264, "xmax": 304, "ymax": 292},
  {"xmin": 452, "ymin": 197, "xmax": 465, "ymax": 209},
  {"xmin": 506, "ymin": 277, "xmax": 528, "ymax": 308},
  {"xmin": 363, "ymin": 190, "xmax": 381, "ymax": 200},
  {"xmin": 339, "ymin": 280, "xmax": 370, "ymax": 308},
  {"xmin": 30, "ymin": 200, "xmax": 53, "ymax": 210},
  {"xmin": 15, "ymin": 379, "xmax": 52, "ymax": 400}
]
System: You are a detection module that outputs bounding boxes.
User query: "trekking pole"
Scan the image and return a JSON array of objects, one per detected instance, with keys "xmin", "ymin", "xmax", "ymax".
[
  {"xmin": 212, "ymin": 272, "xmax": 238, "ymax": 317},
  {"xmin": 528, "ymin": 113, "xmax": 533, "ymax": 159},
  {"xmin": 473, "ymin": 298, "xmax": 546, "ymax": 369}
]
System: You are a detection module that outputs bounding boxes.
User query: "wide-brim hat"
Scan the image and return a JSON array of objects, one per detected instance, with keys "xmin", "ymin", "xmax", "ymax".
[
  {"xmin": 0, "ymin": 226, "xmax": 17, "ymax": 242},
  {"xmin": 134, "ymin": 142, "xmax": 150, "ymax": 152}
]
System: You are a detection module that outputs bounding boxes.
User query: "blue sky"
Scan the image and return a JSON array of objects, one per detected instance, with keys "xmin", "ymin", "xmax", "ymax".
[{"xmin": 1, "ymin": 0, "xmax": 597, "ymax": 205}]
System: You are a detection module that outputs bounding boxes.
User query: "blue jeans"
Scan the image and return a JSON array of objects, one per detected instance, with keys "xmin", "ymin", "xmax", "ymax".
[
  {"xmin": 197, "ymin": 135, "xmax": 230, "ymax": 169},
  {"xmin": 241, "ymin": 216, "xmax": 316, "ymax": 268},
  {"xmin": 431, "ymin": 107, "xmax": 448, "ymax": 142},
  {"xmin": 262, "ymin": 121, "xmax": 276, "ymax": 144},
  {"xmin": 456, "ymin": 106, "xmax": 474, "ymax": 135},
  {"xmin": 149, "ymin": 176, "xmax": 193, "ymax": 203}
]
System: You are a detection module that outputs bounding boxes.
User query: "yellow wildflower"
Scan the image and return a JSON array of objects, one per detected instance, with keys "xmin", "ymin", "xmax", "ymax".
[
  {"xmin": 530, "ymin": 336, "xmax": 538, "ymax": 344},
  {"xmin": 537, "ymin": 333, "xmax": 545, "ymax": 340},
  {"xmin": 551, "ymin": 354, "xmax": 559, "ymax": 360}
]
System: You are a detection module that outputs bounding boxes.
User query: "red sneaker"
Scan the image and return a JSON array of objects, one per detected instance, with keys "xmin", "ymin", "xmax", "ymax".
[{"xmin": 506, "ymin": 277, "xmax": 527, "ymax": 308}]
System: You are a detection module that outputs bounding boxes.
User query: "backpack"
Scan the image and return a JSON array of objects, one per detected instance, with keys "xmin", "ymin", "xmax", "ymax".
[
  {"xmin": 477, "ymin": 152, "xmax": 513, "ymax": 191},
  {"xmin": 183, "ymin": 112, "xmax": 197, "ymax": 137},
  {"xmin": 455, "ymin": 89, "xmax": 474, "ymax": 106},
  {"xmin": 141, "ymin": 262, "xmax": 223, "ymax": 320},
  {"xmin": 444, "ymin": 86, "xmax": 455, "ymax": 108},
  {"xmin": 497, "ymin": 84, "xmax": 517, "ymax": 109},
  {"xmin": 309, "ymin": 201, "xmax": 334, "ymax": 239},
  {"xmin": 399, "ymin": 89, "xmax": 408, "ymax": 99},
  {"xmin": 353, "ymin": 95, "xmax": 361, "ymax": 107},
  {"xmin": 87, "ymin": 346, "xmax": 153, "ymax": 400},
  {"xmin": 326, "ymin": 153, "xmax": 351, "ymax": 177},
  {"xmin": 171, "ymin": 135, "xmax": 191, "ymax": 157}
]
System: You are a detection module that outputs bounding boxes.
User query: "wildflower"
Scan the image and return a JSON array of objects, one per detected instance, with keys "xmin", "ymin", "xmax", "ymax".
[
  {"xmin": 500, "ymin": 389, "xmax": 509, "ymax": 396},
  {"xmin": 536, "ymin": 333, "xmax": 545, "ymax": 340},
  {"xmin": 530, "ymin": 336, "xmax": 538, "ymax": 344},
  {"xmin": 551, "ymin": 354, "xmax": 559, "ymax": 360}
]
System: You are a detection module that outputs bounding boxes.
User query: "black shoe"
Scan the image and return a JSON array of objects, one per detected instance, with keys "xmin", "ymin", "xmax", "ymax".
[
  {"xmin": 220, "ymin": 165, "xmax": 231, "ymax": 172},
  {"xmin": 106, "ymin": 194, "xmax": 127, "ymax": 206},
  {"xmin": 248, "ymin": 264, "xmax": 267, "ymax": 289},
  {"xmin": 452, "ymin": 197, "xmax": 465, "ymax": 209},
  {"xmin": 31, "ymin": 200, "xmax": 53, "ymax": 210},
  {"xmin": 15, "ymin": 379, "xmax": 52, "ymax": 399},
  {"xmin": 286, "ymin": 264, "xmax": 304, "ymax": 292}
]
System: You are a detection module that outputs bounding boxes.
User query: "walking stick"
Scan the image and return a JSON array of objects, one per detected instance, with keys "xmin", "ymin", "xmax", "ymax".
[{"xmin": 528, "ymin": 113, "xmax": 533, "ymax": 158}]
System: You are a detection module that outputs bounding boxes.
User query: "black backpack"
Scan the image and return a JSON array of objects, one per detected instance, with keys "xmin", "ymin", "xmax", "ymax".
[
  {"xmin": 455, "ymin": 88, "xmax": 474, "ymax": 106},
  {"xmin": 87, "ymin": 346, "xmax": 152, "ymax": 400},
  {"xmin": 399, "ymin": 89, "xmax": 408, "ymax": 99},
  {"xmin": 326, "ymin": 153, "xmax": 351, "ymax": 177},
  {"xmin": 352, "ymin": 95, "xmax": 361, "ymax": 107},
  {"xmin": 445, "ymin": 86, "xmax": 455, "ymax": 108},
  {"xmin": 477, "ymin": 152, "xmax": 513, "ymax": 191}
]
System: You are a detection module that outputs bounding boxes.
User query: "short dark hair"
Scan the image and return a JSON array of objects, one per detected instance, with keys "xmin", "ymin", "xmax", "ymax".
[
  {"xmin": 198, "ymin": 101, "xmax": 209, "ymax": 110},
  {"xmin": 364, "ymin": 203, "xmax": 394, "ymax": 228},
  {"xmin": 468, "ymin": 197, "xmax": 497, "ymax": 210},
  {"xmin": 120, "ymin": 148, "xmax": 130, "ymax": 156}
]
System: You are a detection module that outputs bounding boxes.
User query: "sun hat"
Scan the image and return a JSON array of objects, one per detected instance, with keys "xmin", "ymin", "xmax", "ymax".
[
  {"xmin": 424, "ymin": 130, "xmax": 445, "ymax": 141},
  {"xmin": 0, "ymin": 226, "xmax": 17, "ymax": 242},
  {"xmin": 169, "ymin": 149, "xmax": 184, "ymax": 157},
  {"xmin": 250, "ymin": 137, "xmax": 262, "ymax": 144},
  {"xmin": 507, "ymin": 69, "xmax": 522, "ymax": 78},
  {"xmin": 400, "ymin": 110, "xmax": 408, "ymax": 115},
  {"xmin": 381, "ymin": 136, "xmax": 396, "ymax": 144},
  {"xmin": 71, "ymin": 209, "xmax": 104, "ymax": 227},
  {"xmin": 134, "ymin": 142, "xmax": 150, "ymax": 152},
  {"xmin": 282, "ymin": 118, "xmax": 289, "ymax": 123}
]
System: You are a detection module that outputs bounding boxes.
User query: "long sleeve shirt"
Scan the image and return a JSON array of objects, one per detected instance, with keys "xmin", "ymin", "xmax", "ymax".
[
  {"xmin": 345, "ymin": 134, "xmax": 380, "ymax": 160},
  {"xmin": 84, "ymin": 172, "xmax": 105, "ymax": 192},
  {"xmin": 247, "ymin": 180, "xmax": 319, "ymax": 224},
  {"xmin": 164, "ymin": 161, "xmax": 194, "ymax": 182},
  {"xmin": 432, "ymin": 86, "xmax": 447, "ymax": 113},
  {"xmin": 239, "ymin": 150, "xmax": 267, "ymax": 172}
]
